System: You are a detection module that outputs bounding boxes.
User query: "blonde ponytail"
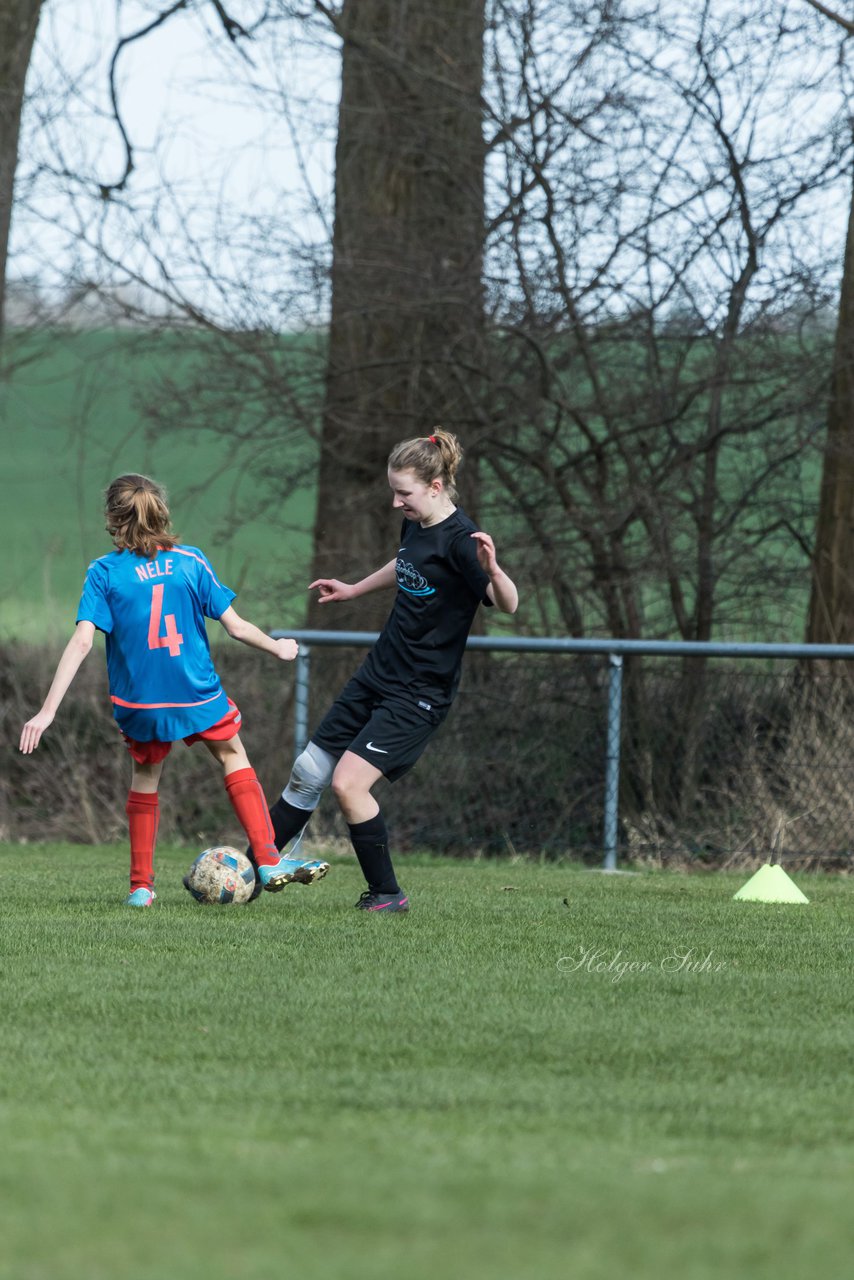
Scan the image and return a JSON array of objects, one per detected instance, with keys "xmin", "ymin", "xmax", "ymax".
[{"xmin": 387, "ymin": 428, "xmax": 464, "ymax": 500}]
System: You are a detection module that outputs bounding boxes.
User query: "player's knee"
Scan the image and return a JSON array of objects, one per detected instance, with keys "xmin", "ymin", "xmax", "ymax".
[
  {"xmin": 330, "ymin": 769, "xmax": 349, "ymax": 805},
  {"xmin": 330, "ymin": 759, "xmax": 370, "ymax": 809},
  {"xmin": 282, "ymin": 741, "xmax": 336, "ymax": 811}
]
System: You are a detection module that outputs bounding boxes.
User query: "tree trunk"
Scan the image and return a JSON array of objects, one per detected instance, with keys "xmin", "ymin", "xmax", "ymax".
[
  {"xmin": 0, "ymin": 0, "xmax": 43, "ymax": 345},
  {"xmin": 806, "ymin": 164, "xmax": 854, "ymax": 643},
  {"xmin": 309, "ymin": 0, "xmax": 487, "ymax": 633}
]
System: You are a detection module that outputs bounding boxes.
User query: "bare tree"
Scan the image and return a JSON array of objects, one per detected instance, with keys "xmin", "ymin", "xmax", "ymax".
[
  {"xmin": 803, "ymin": 0, "xmax": 854, "ymax": 642},
  {"xmin": 306, "ymin": 0, "xmax": 488, "ymax": 631},
  {"xmin": 12, "ymin": 2, "xmax": 843, "ymax": 652},
  {"xmin": 0, "ymin": 0, "xmax": 43, "ymax": 346},
  {"xmin": 8, "ymin": 0, "xmax": 854, "ymax": 859},
  {"xmin": 480, "ymin": 1, "xmax": 844, "ymax": 647},
  {"xmin": 473, "ymin": 0, "xmax": 847, "ymax": 819}
]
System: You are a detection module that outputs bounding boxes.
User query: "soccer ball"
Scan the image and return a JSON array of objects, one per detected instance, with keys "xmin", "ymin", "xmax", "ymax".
[{"xmin": 183, "ymin": 845, "xmax": 257, "ymax": 905}]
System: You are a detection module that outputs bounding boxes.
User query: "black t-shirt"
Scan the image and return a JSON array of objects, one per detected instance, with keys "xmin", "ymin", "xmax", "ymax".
[{"xmin": 358, "ymin": 507, "xmax": 492, "ymax": 708}]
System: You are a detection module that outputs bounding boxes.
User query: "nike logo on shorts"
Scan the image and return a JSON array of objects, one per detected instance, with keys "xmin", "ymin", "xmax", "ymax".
[{"xmin": 366, "ymin": 742, "xmax": 389, "ymax": 753}]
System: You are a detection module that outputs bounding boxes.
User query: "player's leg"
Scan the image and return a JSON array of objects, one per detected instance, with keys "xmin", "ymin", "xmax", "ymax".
[
  {"xmin": 248, "ymin": 740, "xmax": 337, "ymax": 891},
  {"xmin": 264, "ymin": 677, "xmax": 376, "ymax": 856},
  {"xmin": 203, "ymin": 734, "xmax": 276, "ymax": 864},
  {"xmin": 126, "ymin": 753, "xmax": 166, "ymax": 906},
  {"xmin": 267, "ymin": 740, "xmax": 338, "ymax": 853},
  {"xmin": 332, "ymin": 752, "xmax": 408, "ymax": 912},
  {"xmin": 204, "ymin": 735, "xmax": 330, "ymax": 892},
  {"xmin": 336, "ymin": 695, "xmax": 446, "ymax": 912},
  {"xmin": 253, "ymin": 677, "xmax": 376, "ymax": 887}
]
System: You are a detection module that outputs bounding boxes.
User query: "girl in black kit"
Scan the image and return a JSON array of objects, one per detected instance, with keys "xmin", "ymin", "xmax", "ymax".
[{"xmin": 265, "ymin": 429, "xmax": 519, "ymax": 911}]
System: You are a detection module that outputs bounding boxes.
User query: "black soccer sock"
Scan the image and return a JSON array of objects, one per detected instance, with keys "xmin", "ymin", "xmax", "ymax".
[
  {"xmin": 246, "ymin": 795, "xmax": 312, "ymax": 864},
  {"xmin": 270, "ymin": 795, "xmax": 314, "ymax": 850},
  {"xmin": 348, "ymin": 811, "xmax": 400, "ymax": 894}
]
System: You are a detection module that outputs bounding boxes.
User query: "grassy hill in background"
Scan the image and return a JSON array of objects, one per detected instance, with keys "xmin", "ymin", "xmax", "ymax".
[
  {"xmin": 2, "ymin": 330, "xmax": 316, "ymax": 642},
  {"xmin": 2, "ymin": 326, "xmax": 823, "ymax": 648}
]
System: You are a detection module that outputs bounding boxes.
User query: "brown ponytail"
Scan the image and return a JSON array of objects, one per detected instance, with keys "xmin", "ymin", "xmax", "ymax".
[{"xmin": 104, "ymin": 474, "xmax": 177, "ymax": 558}]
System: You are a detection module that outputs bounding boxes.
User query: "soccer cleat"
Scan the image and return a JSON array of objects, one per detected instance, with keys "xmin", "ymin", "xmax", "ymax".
[
  {"xmin": 125, "ymin": 887, "xmax": 156, "ymax": 907},
  {"xmin": 258, "ymin": 856, "xmax": 331, "ymax": 892},
  {"xmin": 355, "ymin": 889, "xmax": 409, "ymax": 913}
]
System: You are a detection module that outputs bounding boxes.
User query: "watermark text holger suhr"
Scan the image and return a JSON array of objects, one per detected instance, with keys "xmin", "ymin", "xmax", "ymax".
[{"xmin": 557, "ymin": 946, "xmax": 727, "ymax": 984}]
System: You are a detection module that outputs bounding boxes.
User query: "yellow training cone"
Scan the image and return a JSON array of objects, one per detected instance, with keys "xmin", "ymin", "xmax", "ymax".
[{"xmin": 733, "ymin": 864, "xmax": 809, "ymax": 904}]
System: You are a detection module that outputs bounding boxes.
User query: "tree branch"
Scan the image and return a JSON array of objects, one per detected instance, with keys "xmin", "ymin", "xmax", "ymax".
[
  {"xmin": 100, "ymin": 0, "xmax": 255, "ymax": 198},
  {"xmin": 804, "ymin": 0, "xmax": 854, "ymax": 36}
]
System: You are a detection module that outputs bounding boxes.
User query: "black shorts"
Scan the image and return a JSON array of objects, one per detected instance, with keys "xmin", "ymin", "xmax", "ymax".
[{"xmin": 312, "ymin": 674, "xmax": 448, "ymax": 781}]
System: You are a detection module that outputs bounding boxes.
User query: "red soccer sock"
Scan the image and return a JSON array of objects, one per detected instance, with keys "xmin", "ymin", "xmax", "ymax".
[
  {"xmin": 224, "ymin": 767, "xmax": 278, "ymax": 866},
  {"xmin": 126, "ymin": 790, "xmax": 160, "ymax": 891}
]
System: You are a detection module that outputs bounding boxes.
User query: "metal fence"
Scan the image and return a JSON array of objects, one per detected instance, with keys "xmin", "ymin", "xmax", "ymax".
[{"xmin": 272, "ymin": 630, "xmax": 854, "ymax": 870}]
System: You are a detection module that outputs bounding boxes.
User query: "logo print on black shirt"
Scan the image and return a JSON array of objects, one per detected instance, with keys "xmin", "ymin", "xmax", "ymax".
[{"xmin": 396, "ymin": 558, "xmax": 435, "ymax": 597}]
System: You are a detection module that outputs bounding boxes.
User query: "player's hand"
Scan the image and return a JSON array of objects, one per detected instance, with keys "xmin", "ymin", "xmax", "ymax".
[
  {"xmin": 19, "ymin": 710, "xmax": 54, "ymax": 754},
  {"xmin": 309, "ymin": 578, "xmax": 354, "ymax": 604},
  {"xmin": 471, "ymin": 531, "xmax": 498, "ymax": 576},
  {"xmin": 274, "ymin": 637, "xmax": 299, "ymax": 661}
]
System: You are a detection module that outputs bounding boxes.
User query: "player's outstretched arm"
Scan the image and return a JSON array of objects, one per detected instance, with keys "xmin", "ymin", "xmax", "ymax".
[
  {"xmin": 218, "ymin": 606, "xmax": 298, "ymax": 660},
  {"xmin": 310, "ymin": 558, "xmax": 398, "ymax": 604},
  {"xmin": 471, "ymin": 533, "xmax": 519, "ymax": 614},
  {"xmin": 19, "ymin": 621, "xmax": 96, "ymax": 753}
]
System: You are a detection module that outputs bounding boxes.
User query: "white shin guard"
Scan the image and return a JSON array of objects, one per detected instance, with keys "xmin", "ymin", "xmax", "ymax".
[{"xmin": 282, "ymin": 741, "xmax": 337, "ymax": 811}]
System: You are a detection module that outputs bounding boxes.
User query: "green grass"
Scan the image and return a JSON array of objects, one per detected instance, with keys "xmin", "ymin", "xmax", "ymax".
[
  {"xmin": 1, "ymin": 331, "xmax": 315, "ymax": 642},
  {"xmin": 1, "ymin": 846, "xmax": 852, "ymax": 1279},
  {"xmin": 2, "ymin": 326, "xmax": 829, "ymax": 646}
]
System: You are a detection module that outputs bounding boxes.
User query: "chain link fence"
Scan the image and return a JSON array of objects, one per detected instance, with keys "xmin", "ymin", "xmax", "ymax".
[
  {"xmin": 5, "ymin": 635, "xmax": 854, "ymax": 870},
  {"xmin": 280, "ymin": 632, "xmax": 854, "ymax": 871}
]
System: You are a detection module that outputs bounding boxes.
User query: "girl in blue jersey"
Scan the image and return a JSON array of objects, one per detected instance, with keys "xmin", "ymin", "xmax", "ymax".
[
  {"xmin": 19, "ymin": 474, "xmax": 326, "ymax": 905},
  {"xmin": 261, "ymin": 430, "xmax": 519, "ymax": 913}
]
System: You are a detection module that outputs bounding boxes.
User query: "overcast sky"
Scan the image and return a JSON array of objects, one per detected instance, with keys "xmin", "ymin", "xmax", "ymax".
[
  {"xmin": 11, "ymin": 0, "xmax": 851, "ymax": 330},
  {"xmin": 12, "ymin": 0, "xmax": 340, "ymax": 316}
]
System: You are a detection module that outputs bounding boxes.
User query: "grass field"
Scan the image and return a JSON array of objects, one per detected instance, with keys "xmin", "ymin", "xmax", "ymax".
[
  {"xmin": 1, "ymin": 331, "xmax": 315, "ymax": 642},
  {"xmin": 1, "ymin": 845, "xmax": 852, "ymax": 1280},
  {"xmin": 2, "ymin": 327, "xmax": 825, "ymax": 646}
]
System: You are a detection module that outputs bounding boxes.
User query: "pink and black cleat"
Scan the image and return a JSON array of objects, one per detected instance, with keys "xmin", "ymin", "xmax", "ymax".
[{"xmin": 355, "ymin": 889, "xmax": 409, "ymax": 913}]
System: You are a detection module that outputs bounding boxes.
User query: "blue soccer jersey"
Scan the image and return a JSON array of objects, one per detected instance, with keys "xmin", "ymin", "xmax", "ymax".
[{"xmin": 77, "ymin": 544, "xmax": 236, "ymax": 742}]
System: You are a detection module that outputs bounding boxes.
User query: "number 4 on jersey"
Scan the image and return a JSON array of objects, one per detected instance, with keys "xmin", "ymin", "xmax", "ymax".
[{"xmin": 147, "ymin": 584, "xmax": 184, "ymax": 657}]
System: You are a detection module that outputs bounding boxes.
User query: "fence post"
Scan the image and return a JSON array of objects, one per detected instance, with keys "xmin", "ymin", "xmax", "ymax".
[
  {"xmin": 294, "ymin": 644, "xmax": 311, "ymax": 756},
  {"xmin": 603, "ymin": 653, "xmax": 623, "ymax": 870}
]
